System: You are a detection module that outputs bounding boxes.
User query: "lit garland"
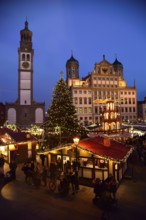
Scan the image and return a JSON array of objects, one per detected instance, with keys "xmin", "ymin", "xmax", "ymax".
[
  {"xmin": 70, "ymin": 135, "xmax": 134, "ymax": 163},
  {"xmin": 37, "ymin": 140, "xmax": 133, "ymax": 164},
  {"xmin": 75, "ymin": 143, "xmax": 133, "ymax": 163}
]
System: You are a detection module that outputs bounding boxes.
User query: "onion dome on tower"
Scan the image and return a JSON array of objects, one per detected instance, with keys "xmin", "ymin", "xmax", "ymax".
[
  {"xmin": 20, "ymin": 19, "xmax": 32, "ymax": 51},
  {"xmin": 113, "ymin": 58, "xmax": 123, "ymax": 67},
  {"xmin": 66, "ymin": 52, "xmax": 79, "ymax": 82},
  {"xmin": 112, "ymin": 57, "xmax": 123, "ymax": 76}
]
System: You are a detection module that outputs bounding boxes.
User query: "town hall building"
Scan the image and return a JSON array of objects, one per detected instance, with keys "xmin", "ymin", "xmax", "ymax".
[{"xmin": 66, "ymin": 54, "xmax": 137, "ymax": 126}]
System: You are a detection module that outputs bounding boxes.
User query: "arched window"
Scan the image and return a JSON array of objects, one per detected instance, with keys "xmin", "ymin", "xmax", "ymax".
[
  {"xmin": 22, "ymin": 54, "xmax": 25, "ymax": 60},
  {"xmin": 27, "ymin": 54, "xmax": 30, "ymax": 61},
  {"xmin": 35, "ymin": 108, "xmax": 44, "ymax": 123},
  {"xmin": 7, "ymin": 108, "xmax": 16, "ymax": 124}
]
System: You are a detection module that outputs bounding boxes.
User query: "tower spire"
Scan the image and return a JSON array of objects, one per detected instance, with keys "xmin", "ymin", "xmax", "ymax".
[{"xmin": 25, "ymin": 17, "xmax": 28, "ymax": 30}]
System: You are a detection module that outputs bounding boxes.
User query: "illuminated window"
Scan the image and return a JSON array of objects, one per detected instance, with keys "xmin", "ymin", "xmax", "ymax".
[
  {"xmin": 84, "ymin": 107, "xmax": 87, "ymax": 113},
  {"xmin": 79, "ymin": 108, "xmax": 83, "ymax": 113},
  {"xmin": 89, "ymin": 107, "xmax": 92, "ymax": 113}
]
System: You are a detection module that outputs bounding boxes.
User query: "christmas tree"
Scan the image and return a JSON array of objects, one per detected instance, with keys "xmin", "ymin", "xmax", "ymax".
[{"xmin": 44, "ymin": 77, "xmax": 80, "ymax": 146}]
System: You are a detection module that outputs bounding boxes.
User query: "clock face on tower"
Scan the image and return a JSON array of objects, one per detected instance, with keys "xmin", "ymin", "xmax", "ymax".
[{"xmin": 22, "ymin": 61, "xmax": 29, "ymax": 69}]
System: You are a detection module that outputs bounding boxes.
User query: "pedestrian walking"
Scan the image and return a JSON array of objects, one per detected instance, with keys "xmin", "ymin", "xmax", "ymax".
[
  {"xmin": 64, "ymin": 160, "xmax": 71, "ymax": 174},
  {"xmin": 69, "ymin": 168, "xmax": 79, "ymax": 195},
  {"xmin": 93, "ymin": 178, "xmax": 102, "ymax": 199},
  {"xmin": 9, "ymin": 160, "xmax": 17, "ymax": 179},
  {"xmin": 57, "ymin": 157, "xmax": 62, "ymax": 172},
  {"xmin": 22, "ymin": 161, "xmax": 34, "ymax": 185},
  {"xmin": 58, "ymin": 171, "xmax": 70, "ymax": 197},
  {"xmin": 100, "ymin": 189, "xmax": 112, "ymax": 220}
]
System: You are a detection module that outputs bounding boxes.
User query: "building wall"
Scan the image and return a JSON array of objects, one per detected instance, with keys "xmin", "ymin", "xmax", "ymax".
[
  {"xmin": 137, "ymin": 97, "xmax": 146, "ymax": 122},
  {"xmin": 67, "ymin": 56, "xmax": 137, "ymax": 125},
  {"xmin": 5, "ymin": 103, "xmax": 45, "ymax": 128},
  {"xmin": 0, "ymin": 103, "xmax": 6, "ymax": 126},
  {"xmin": 119, "ymin": 88, "xmax": 137, "ymax": 122}
]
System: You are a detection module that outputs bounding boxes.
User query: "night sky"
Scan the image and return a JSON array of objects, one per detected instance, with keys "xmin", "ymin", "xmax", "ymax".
[{"xmin": 0, "ymin": 0, "xmax": 146, "ymax": 110}]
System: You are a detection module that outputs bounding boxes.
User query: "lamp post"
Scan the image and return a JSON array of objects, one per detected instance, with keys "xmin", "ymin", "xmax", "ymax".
[
  {"xmin": 73, "ymin": 137, "xmax": 80, "ymax": 191},
  {"xmin": 73, "ymin": 137, "xmax": 80, "ymax": 167}
]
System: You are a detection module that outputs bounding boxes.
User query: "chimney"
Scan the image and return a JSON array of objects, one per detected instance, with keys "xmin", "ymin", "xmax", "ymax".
[{"xmin": 103, "ymin": 138, "xmax": 111, "ymax": 147}]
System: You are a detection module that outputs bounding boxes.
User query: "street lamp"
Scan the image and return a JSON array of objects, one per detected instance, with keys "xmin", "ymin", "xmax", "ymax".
[
  {"xmin": 73, "ymin": 137, "xmax": 80, "ymax": 164},
  {"xmin": 73, "ymin": 137, "xmax": 80, "ymax": 145}
]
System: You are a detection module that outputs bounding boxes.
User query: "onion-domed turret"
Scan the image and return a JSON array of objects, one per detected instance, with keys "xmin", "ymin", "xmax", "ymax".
[
  {"xmin": 113, "ymin": 58, "xmax": 123, "ymax": 67},
  {"xmin": 113, "ymin": 57, "xmax": 123, "ymax": 76},
  {"xmin": 66, "ymin": 55, "xmax": 79, "ymax": 66},
  {"xmin": 66, "ymin": 53, "xmax": 79, "ymax": 82}
]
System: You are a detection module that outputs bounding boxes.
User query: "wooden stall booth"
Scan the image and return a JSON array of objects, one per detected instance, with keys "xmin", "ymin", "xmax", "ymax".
[
  {"xmin": 76, "ymin": 136, "xmax": 133, "ymax": 182},
  {"xmin": 0, "ymin": 127, "xmax": 37, "ymax": 163},
  {"xmin": 47, "ymin": 136, "xmax": 133, "ymax": 183}
]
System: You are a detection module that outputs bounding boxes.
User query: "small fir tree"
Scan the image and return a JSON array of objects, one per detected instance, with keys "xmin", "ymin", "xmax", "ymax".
[{"xmin": 45, "ymin": 77, "xmax": 80, "ymax": 145}]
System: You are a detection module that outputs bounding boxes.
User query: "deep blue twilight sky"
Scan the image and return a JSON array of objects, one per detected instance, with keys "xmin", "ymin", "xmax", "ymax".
[{"xmin": 0, "ymin": 0, "xmax": 146, "ymax": 110}]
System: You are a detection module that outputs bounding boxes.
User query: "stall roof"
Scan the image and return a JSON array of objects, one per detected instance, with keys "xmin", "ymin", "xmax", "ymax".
[
  {"xmin": 0, "ymin": 127, "xmax": 37, "ymax": 145},
  {"xmin": 46, "ymin": 136, "xmax": 133, "ymax": 162},
  {"xmin": 78, "ymin": 136, "xmax": 133, "ymax": 162}
]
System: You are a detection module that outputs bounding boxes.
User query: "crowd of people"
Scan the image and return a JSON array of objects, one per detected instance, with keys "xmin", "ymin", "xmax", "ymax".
[
  {"xmin": 21, "ymin": 160, "xmax": 42, "ymax": 188},
  {"xmin": 92, "ymin": 174, "xmax": 118, "ymax": 219},
  {"xmin": 21, "ymin": 157, "xmax": 80, "ymax": 196}
]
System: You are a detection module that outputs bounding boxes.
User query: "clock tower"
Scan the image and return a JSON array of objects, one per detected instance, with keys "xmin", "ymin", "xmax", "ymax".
[
  {"xmin": 18, "ymin": 20, "xmax": 33, "ymax": 105},
  {"xmin": 6, "ymin": 20, "xmax": 45, "ymax": 128}
]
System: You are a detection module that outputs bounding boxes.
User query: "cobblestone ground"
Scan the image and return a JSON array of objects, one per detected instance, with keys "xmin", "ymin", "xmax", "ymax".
[{"xmin": 0, "ymin": 161, "xmax": 146, "ymax": 220}]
